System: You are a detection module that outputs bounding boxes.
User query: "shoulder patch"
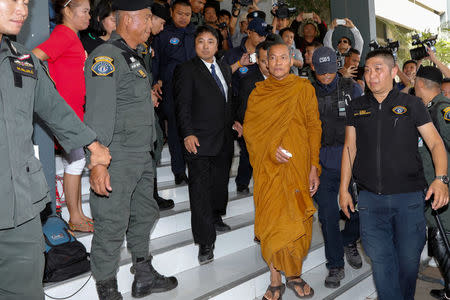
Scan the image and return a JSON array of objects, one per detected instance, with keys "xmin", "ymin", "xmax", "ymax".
[
  {"xmin": 392, "ymin": 105, "xmax": 407, "ymax": 115},
  {"xmin": 91, "ymin": 56, "xmax": 115, "ymax": 77},
  {"xmin": 169, "ymin": 37, "xmax": 180, "ymax": 45},
  {"xmin": 442, "ymin": 106, "xmax": 450, "ymax": 122},
  {"xmin": 239, "ymin": 67, "xmax": 248, "ymax": 74}
]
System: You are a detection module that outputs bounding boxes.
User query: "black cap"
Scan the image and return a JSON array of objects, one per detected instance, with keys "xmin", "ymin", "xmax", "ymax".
[
  {"xmin": 247, "ymin": 11, "xmax": 266, "ymax": 21},
  {"xmin": 151, "ymin": 2, "xmax": 170, "ymax": 21},
  {"xmin": 113, "ymin": 0, "xmax": 153, "ymax": 11},
  {"xmin": 416, "ymin": 66, "xmax": 443, "ymax": 85}
]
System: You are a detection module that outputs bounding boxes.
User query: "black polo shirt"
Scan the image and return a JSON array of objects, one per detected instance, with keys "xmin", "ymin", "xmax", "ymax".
[{"xmin": 346, "ymin": 88, "xmax": 431, "ymax": 194}]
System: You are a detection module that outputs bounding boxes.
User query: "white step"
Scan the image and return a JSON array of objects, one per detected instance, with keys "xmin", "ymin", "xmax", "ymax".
[
  {"xmin": 56, "ymin": 155, "xmax": 242, "ymax": 200},
  {"xmin": 333, "ymin": 273, "xmax": 375, "ymax": 300},
  {"xmin": 44, "ymin": 212, "xmax": 257, "ymax": 300},
  {"xmin": 71, "ymin": 194, "xmax": 255, "ymax": 254}
]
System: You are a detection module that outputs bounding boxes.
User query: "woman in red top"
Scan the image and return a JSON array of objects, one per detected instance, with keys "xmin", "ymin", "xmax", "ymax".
[{"xmin": 33, "ymin": 0, "xmax": 92, "ymax": 232}]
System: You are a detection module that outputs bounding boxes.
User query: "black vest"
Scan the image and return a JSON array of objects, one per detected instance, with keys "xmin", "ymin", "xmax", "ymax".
[{"xmin": 313, "ymin": 77, "xmax": 354, "ymax": 146}]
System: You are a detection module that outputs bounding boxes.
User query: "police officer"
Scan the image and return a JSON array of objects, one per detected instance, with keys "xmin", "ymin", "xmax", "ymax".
[
  {"xmin": 311, "ymin": 47, "xmax": 363, "ymax": 289},
  {"xmin": 0, "ymin": 1, "xmax": 111, "ymax": 299},
  {"xmin": 340, "ymin": 49, "xmax": 448, "ymax": 300},
  {"xmin": 152, "ymin": 0, "xmax": 196, "ymax": 185},
  {"xmin": 415, "ymin": 66, "xmax": 450, "ymax": 300},
  {"xmin": 84, "ymin": 1, "xmax": 177, "ymax": 299}
]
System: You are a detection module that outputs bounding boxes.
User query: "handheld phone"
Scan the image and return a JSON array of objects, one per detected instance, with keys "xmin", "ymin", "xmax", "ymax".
[{"xmin": 336, "ymin": 19, "xmax": 346, "ymax": 25}]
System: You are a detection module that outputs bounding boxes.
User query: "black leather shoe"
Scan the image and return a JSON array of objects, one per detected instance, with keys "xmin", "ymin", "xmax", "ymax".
[
  {"xmin": 132, "ymin": 258, "xmax": 178, "ymax": 298},
  {"xmin": 155, "ymin": 195, "xmax": 175, "ymax": 211},
  {"xmin": 96, "ymin": 277, "xmax": 123, "ymax": 300},
  {"xmin": 174, "ymin": 173, "xmax": 189, "ymax": 185},
  {"xmin": 430, "ymin": 289, "xmax": 446, "ymax": 299},
  {"xmin": 236, "ymin": 184, "xmax": 250, "ymax": 194},
  {"xmin": 214, "ymin": 220, "xmax": 231, "ymax": 232},
  {"xmin": 198, "ymin": 244, "xmax": 214, "ymax": 265}
]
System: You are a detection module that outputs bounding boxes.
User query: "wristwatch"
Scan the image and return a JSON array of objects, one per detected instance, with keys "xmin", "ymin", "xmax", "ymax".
[{"xmin": 436, "ymin": 175, "xmax": 449, "ymax": 185}]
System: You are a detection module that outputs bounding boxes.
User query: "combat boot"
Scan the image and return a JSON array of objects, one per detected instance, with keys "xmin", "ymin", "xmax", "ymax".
[
  {"xmin": 132, "ymin": 257, "xmax": 178, "ymax": 298},
  {"xmin": 429, "ymin": 227, "xmax": 450, "ymax": 299},
  {"xmin": 96, "ymin": 277, "xmax": 123, "ymax": 300}
]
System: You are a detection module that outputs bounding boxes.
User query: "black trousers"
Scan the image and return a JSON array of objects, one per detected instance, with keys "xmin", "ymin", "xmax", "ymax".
[{"xmin": 185, "ymin": 144, "xmax": 233, "ymax": 245}]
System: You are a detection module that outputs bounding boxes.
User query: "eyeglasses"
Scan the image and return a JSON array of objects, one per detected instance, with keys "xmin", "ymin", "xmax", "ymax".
[
  {"xmin": 63, "ymin": 0, "xmax": 72, "ymax": 7},
  {"xmin": 338, "ymin": 39, "xmax": 349, "ymax": 44}
]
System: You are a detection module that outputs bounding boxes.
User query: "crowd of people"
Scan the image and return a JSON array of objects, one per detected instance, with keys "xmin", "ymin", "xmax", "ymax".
[{"xmin": 1, "ymin": 0, "xmax": 450, "ymax": 300}]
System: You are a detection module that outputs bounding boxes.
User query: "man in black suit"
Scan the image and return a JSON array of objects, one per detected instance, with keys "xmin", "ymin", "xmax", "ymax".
[{"xmin": 174, "ymin": 25, "xmax": 234, "ymax": 265}]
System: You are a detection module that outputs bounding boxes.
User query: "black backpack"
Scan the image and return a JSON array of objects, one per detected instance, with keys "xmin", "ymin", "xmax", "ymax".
[{"xmin": 42, "ymin": 216, "xmax": 91, "ymax": 282}]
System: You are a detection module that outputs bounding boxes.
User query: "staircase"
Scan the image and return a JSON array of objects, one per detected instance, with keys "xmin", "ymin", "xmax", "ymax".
[{"xmin": 45, "ymin": 144, "xmax": 376, "ymax": 300}]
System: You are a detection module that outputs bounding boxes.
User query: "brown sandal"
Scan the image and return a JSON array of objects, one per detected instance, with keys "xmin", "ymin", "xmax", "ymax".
[
  {"xmin": 286, "ymin": 276, "xmax": 314, "ymax": 299},
  {"xmin": 68, "ymin": 220, "xmax": 94, "ymax": 232},
  {"xmin": 262, "ymin": 283, "xmax": 285, "ymax": 300}
]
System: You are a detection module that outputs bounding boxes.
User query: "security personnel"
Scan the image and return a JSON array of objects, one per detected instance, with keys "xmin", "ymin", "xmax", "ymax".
[
  {"xmin": 84, "ymin": 1, "xmax": 177, "ymax": 299},
  {"xmin": 311, "ymin": 47, "xmax": 363, "ymax": 289},
  {"xmin": 415, "ymin": 66, "xmax": 450, "ymax": 300},
  {"xmin": 152, "ymin": 0, "xmax": 196, "ymax": 185},
  {"xmin": 340, "ymin": 49, "xmax": 448, "ymax": 300},
  {"xmin": 0, "ymin": 1, "xmax": 111, "ymax": 299}
]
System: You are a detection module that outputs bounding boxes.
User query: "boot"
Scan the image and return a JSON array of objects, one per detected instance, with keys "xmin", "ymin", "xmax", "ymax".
[
  {"xmin": 132, "ymin": 257, "xmax": 178, "ymax": 298},
  {"xmin": 154, "ymin": 177, "xmax": 174, "ymax": 211},
  {"xmin": 96, "ymin": 277, "xmax": 123, "ymax": 300},
  {"xmin": 429, "ymin": 227, "xmax": 450, "ymax": 299}
]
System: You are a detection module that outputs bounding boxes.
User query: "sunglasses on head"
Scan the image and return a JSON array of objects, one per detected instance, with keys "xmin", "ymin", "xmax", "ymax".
[{"xmin": 338, "ymin": 39, "xmax": 349, "ymax": 44}]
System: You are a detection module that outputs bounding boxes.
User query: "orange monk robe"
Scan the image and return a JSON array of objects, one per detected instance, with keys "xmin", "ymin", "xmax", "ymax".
[{"xmin": 243, "ymin": 74, "xmax": 322, "ymax": 277}]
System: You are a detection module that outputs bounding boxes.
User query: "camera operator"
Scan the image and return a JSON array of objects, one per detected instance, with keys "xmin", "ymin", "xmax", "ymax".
[
  {"xmin": 414, "ymin": 66, "xmax": 450, "ymax": 300},
  {"xmin": 204, "ymin": 4, "xmax": 231, "ymax": 51},
  {"xmin": 338, "ymin": 48, "xmax": 364, "ymax": 90},
  {"xmin": 323, "ymin": 18, "xmax": 363, "ymax": 54},
  {"xmin": 270, "ymin": 2, "xmax": 295, "ymax": 34},
  {"xmin": 290, "ymin": 12, "xmax": 327, "ymax": 55},
  {"xmin": 218, "ymin": 9, "xmax": 233, "ymax": 50}
]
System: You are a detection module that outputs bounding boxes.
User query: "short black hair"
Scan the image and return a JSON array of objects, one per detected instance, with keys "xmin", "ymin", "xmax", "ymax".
[
  {"xmin": 306, "ymin": 41, "xmax": 323, "ymax": 50},
  {"xmin": 203, "ymin": 3, "xmax": 217, "ymax": 14},
  {"xmin": 87, "ymin": 0, "xmax": 115, "ymax": 38},
  {"xmin": 279, "ymin": 27, "xmax": 295, "ymax": 38},
  {"xmin": 402, "ymin": 59, "xmax": 417, "ymax": 70},
  {"xmin": 256, "ymin": 41, "xmax": 274, "ymax": 58},
  {"xmin": 218, "ymin": 9, "xmax": 231, "ymax": 19},
  {"xmin": 267, "ymin": 41, "xmax": 288, "ymax": 56},
  {"xmin": 347, "ymin": 48, "xmax": 360, "ymax": 56},
  {"xmin": 194, "ymin": 25, "xmax": 219, "ymax": 42},
  {"xmin": 172, "ymin": 0, "xmax": 191, "ymax": 10},
  {"xmin": 366, "ymin": 49, "xmax": 395, "ymax": 68}
]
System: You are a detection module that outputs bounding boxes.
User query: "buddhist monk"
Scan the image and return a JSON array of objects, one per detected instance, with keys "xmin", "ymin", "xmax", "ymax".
[{"xmin": 243, "ymin": 42, "xmax": 322, "ymax": 300}]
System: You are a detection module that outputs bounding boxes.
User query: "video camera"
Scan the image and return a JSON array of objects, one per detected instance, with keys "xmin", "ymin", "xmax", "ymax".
[
  {"xmin": 218, "ymin": 22, "xmax": 228, "ymax": 30},
  {"xmin": 369, "ymin": 39, "xmax": 399, "ymax": 61},
  {"xmin": 410, "ymin": 33, "xmax": 437, "ymax": 61},
  {"xmin": 271, "ymin": 1, "xmax": 297, "ymax": 19},
  {"xmin": 232, "ymin": 0, "xmax": 253, "ymax": 7}
]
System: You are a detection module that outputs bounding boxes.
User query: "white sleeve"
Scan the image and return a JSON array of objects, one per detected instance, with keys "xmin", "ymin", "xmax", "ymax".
[
  {"xmin": 351, "ymin": 27, "xmax": 364, "ymax": 53},
  {"xmin": 323, "ymin": 28, "xmax": 334, "ymax": 49}
]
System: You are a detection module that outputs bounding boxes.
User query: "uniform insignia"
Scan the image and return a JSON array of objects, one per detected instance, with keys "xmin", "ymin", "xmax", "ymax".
[
  {"xmin": 239, "ymin": 67, "xmax": 248, "ymax": 74},
  {"xmin": 392, "ymin": 105, "xmax": 407, "ymax": 115},
  {"xmin": 91, "ymin": 56, "xmax": 115, "ymax": 77},
  {"xmin": 169, "ymin": 37, "xmax": 180, "ymax": 45},
  {"xmin": 353, "ymin": 109, "xmax": 371, "ymax": 117},
  {"xmin": 9, "ymin": 56, "xmax": 36, "ymax": 79},
  {"xmin": 140, "ymin": 43, "xmax": 149, "ymax": 55},
  {"xmin": 18, "ymin": 54, "xmax": 30, "ymax": 60},
  {"xmin": 442, "ymin": 107, "xmax": 450, "ymax": 122},
  {"xmin": 138, "ymin": 69, "xmax": 147, "ymax": 78}
]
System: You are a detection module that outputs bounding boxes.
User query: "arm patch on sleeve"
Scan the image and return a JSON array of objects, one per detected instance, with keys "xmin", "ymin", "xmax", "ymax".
[
  {"xmin": 91, "ymin": 56, "xmax": 115, "ymax": 77},
  {"xmin": 442, "ymin": 106, "xmax": 450, "ymax": 122}
]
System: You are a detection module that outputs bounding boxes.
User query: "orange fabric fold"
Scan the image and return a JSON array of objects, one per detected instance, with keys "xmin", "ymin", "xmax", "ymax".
[{"xmin": 243, "ymin": 74, "xmax": 321, "ymax": 276}]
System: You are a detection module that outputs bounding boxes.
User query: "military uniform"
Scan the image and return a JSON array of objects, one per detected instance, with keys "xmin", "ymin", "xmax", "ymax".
[
  {"xmin": 0, "ymin": 36, "xmax": 96, "ymax": 300},
  {"xmin": 84, "ymin": 31, "xmax": 160, "ymax": 282}
]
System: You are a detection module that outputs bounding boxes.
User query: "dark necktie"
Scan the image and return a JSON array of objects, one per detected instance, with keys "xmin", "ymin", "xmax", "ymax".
[{"xmin": 210, "ymin": 64, "xmax": 226, "ymax": 99}]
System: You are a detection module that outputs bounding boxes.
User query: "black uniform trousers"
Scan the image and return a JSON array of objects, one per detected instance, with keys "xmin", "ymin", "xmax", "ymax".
[{"xmin": 185, "ymin": 141, "xmax": 233, "ymax": 246}]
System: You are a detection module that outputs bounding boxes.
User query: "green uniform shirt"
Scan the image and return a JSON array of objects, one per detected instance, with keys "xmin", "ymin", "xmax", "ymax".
[
  {"xmin": 419, "ymin": 93, "xmax": 450, "ymax": 229},
  {"xmin": 84, "ymin": 32, "xmax": 155, "ymax": 153},
  {"xmin": 0, "ymin": 37, "xmax": 96, "ymax": 229}
]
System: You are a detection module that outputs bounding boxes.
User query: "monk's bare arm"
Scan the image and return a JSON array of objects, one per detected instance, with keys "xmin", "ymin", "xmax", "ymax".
[{"xmin": 339, "ymin": 126, "xmax": 356, "ymax": 218}]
